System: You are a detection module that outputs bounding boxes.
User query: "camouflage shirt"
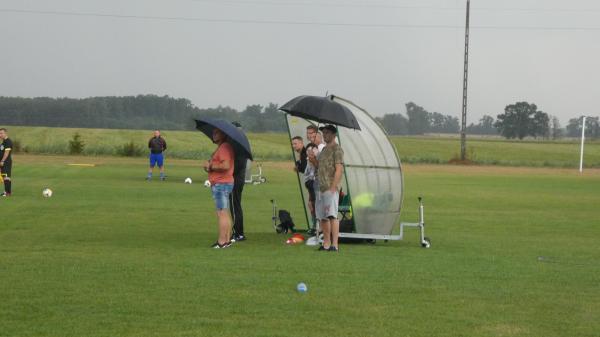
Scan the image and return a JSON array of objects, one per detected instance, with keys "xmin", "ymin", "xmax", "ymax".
[{"xmin": 317, "ymin": 143, "xmax": 344, "ymax": 192}]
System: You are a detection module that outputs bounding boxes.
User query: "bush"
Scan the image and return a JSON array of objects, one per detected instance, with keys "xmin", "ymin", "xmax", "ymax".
[
  {"xmin": 68, "ymin": 133, "xmax": 85, "ymax": 154},
  {"xmin": 11, "ymin": 139, "xmax": 22, "ymax": 153},
  {"xmin": 117, "ymin": 141, "xmax": 143, "ymax": 157}
]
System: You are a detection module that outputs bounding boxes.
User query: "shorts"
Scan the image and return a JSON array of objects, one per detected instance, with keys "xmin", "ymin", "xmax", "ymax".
[
  {"xmin": 211, "ymin": 183, "xmax": 234, "ymax": 210},
  {"xmin": 304, "ymin": 180, "xmax": 316, "ymax": 202},
  {"xmin": 149, "ymin": 153, "xmax": 164, "ymax": 167},
  {"xmin": 315, "ymin": 189, "xmax": 339, "ymax": 220},
  {"xmin": 0, "ymin": 161, "xmax": 11, "ymax": 179}
]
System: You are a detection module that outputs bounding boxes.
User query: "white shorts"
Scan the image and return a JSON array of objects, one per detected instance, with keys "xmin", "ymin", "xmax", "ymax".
[{"xmin": 315, "ymin": 190, "xmax": 339, "ymax": 220}]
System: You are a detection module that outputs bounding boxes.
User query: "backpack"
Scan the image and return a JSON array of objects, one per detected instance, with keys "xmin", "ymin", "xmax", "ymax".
[{"xmin": 276, "ymin": 210, "xmax": 295, "ymax": 234}]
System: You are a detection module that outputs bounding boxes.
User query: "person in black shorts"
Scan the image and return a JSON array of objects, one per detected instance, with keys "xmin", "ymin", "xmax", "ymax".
[
  {"xmin": 0, "ymin": 128, "xmax": 13, "ymax": 197},
  {"xmin": 229, "ymin": 122, "xmax": 247, "ymax": 242}
]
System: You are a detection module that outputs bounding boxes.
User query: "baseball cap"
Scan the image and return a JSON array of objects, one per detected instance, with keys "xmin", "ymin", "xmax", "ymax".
[{"xmin": 319, "ymin": 124, "xmax": 338, "ymax": 134}]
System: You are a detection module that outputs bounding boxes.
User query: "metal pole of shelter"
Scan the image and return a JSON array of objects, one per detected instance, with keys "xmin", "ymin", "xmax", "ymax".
[
  {"xmin": 460, "ymin": 0, "xmax": 471, "ymax": 161},
  {"xmin": 580, "ymin": 116, "xmax": 587, "ymax": 173},
  {"xmin": 284, "ymin": 116, "xmax": 311, "ymax": 230}
]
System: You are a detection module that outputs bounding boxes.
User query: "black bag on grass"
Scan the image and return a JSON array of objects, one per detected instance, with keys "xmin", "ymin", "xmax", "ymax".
[{"xmin": 276, "ymin": 210, "xmax": 295, "ymax": 233}]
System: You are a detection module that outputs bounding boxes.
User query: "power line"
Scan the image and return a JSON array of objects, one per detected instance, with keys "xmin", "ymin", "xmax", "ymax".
[
  {"xmin": 1, "ymin": 8, "xmax": 600, "ymax": 31},
  {"xmin": 190, "ymin": 0, "xmax": 600, "ymax": 13}
]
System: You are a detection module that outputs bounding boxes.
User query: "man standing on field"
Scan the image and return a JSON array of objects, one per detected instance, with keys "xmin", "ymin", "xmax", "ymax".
[
  {"xmin": 311, "ymin": 125, "xmax": 344, "ymax": 252},
  {"xmin": 0, "ymin": 128, "xmax": 13, "ymax": 197},
  {"xmin": 229, "ymin": 121, "xmax": 248, "ymax": 242},
  {"xmin": 147, "ymin": 130, "xmax": 167, "ymax": 181}
]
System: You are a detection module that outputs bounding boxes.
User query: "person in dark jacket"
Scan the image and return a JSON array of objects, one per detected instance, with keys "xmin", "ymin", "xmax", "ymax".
[
  {"xmin": 146, "ymin": 130, "xmax": 167, "ymax": 181},
  {"xmin": 0, "ymin": 128, "xmax": 14, "ymax": 197},
  {"xmin": 229, "ymin": 122, "xmax": 248, "ymax": 242}
]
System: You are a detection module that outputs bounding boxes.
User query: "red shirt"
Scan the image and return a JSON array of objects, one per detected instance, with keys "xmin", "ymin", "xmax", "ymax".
[{"xmin": 208, "ymin": 142, "xmax": 235, "ymax": 184}]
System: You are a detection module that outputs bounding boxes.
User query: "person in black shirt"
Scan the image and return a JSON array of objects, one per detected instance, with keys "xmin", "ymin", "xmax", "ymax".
[
  {"xmin": 0, "ymin": 128, "xmax": 13, "ymax": 197},
  {"xmin": 146, "ymin": 130, "xmax": 167, "ymax": 181},
  {"xmin": 292, "ymin": 136, "xmax": 307, "ymax": 174},
  {"xmin": 229, "ymin": 122, "xmax": 248, "ymax": 242}
]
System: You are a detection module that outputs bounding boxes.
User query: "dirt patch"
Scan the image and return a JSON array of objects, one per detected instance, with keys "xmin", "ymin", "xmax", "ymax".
[
  {"xmin": 447, "ymin": 158, "xmax": 476, "ymax": 165},
  {"xmin": 403, "ymin": 163, "xmax": 600, "ymax": 176}
]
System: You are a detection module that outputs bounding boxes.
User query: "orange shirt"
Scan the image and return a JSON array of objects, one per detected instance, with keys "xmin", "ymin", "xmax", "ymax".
[{"xmin": 208, "ymin": 142, "xmax": 235, "ymax": 184}]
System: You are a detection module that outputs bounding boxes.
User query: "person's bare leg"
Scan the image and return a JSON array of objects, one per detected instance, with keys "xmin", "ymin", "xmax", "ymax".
[
  {"xmin": 217, "ymin": 210, "xmax": 231, "ymax": 245},
  {"xmin": 321, "ymin": 219, "xmax": 331, "ymax": 248},
  {"xmin": 330, "ymin": 217, "xmax": 340, "ymax": 248}
]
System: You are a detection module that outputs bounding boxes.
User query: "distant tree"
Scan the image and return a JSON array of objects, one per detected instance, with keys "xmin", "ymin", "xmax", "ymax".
[
  {"xmin": 566, "ymin": 116, "xmax": 600, "ymax": 139},
  {"xmin": 532, "ymin": 111, "xmax": 550, "ymax": 139},
  {"xmin": 261, "ymin": 103, "xmax": 287, "ymax": 132},
  {"xmin": 429, "ymin": 111, "xmax": 459, "ymax": 133},
  {"xmin": 495, "ymin": 102, "xmax": 548, "ymax": 139},
  {"xmin": 466, "ymin": 115, "xmax": 497, "ymax": 135},
  {"xmin": 406, "ymin": 102, "xmax": 430, "ymax": 135},
  {"xmin": 378, "ymin": 113, "xmax": 409, "ymax": 135},
  {"xmin": 550, "ymin": 116, "xmax": 563, "ymax": 140}
]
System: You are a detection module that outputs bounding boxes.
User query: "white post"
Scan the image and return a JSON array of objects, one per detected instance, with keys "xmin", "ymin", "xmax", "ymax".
[{"xmin": 579, "ymin": 116, "xmax": 587, "ymax": 173}]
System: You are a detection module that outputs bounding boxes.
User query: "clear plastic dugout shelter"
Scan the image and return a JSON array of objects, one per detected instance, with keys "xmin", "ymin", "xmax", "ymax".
[{"xmin": 283, "ymin": 95, "xmax": 430, "ymax": 247}]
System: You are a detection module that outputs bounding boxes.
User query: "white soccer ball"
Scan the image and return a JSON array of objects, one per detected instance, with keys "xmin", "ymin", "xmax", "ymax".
[
  {"xmin": 204, "ymin": 180, "xmax": 211, "ymax": 188},
  {"xmin": 42, "ymin": 188, "xmax": 53, "ymax": 198},
  {"xmin": 184, "ymin": 177, "xmax": 193, "ymax": 184}
]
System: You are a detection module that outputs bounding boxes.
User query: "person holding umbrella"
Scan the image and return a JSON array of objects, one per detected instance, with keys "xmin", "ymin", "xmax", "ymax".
[
  {"xmin": 195, "ymin": 118, "xmax": 253, "ymax": 249},
  {"xmin": 203, "ymin": 128, "xmax": 235, "ymax": 249}
]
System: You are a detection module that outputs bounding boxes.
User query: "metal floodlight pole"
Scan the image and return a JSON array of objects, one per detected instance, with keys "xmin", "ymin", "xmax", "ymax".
[
  {"xmin": 460, "ymin": 0, "xmax": 471, "ymax": 161},
  {"xmin": 579, "ymin": 116, "xmax": 587, "ymax": 173}
]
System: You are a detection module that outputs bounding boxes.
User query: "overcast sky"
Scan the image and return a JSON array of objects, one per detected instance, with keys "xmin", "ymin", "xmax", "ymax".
[{"xmin": 1, "ymin": 0, "xmax": 599, "ymax": 124}]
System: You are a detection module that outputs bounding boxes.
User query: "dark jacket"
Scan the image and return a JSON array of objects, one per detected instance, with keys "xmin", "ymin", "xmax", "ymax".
[{"xmin": 148, "ymin": 137, "xmax": 167, "ymax": 154}]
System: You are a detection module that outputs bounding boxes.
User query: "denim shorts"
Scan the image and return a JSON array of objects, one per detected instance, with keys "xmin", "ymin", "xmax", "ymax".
[{"xmin": 211, "ymin": 183, "xmax": 234, "ymax": 210}]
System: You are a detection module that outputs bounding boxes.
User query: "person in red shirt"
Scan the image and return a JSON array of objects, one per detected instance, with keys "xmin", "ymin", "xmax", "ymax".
[{"xmin": 203, "ymin": 128, "xmax": 235, "ymax": 249}]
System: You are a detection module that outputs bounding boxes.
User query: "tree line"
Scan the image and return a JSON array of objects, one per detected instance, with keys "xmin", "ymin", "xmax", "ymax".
[
  {"xmin": 377, "ymin": 101, "xmax": 599, "ymax": 140},
  {"xmin": 0, "ymin": 95, "xmax": 597, "ymax": 139},
  {"xmin": 0, "ymin": 95, "xmax": 288, "ymax": 132}
]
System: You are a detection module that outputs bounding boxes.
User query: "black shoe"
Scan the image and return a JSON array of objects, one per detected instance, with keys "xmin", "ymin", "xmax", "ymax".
[
  {"xmin": 232, "ymin": 234, "xmax": 246, "ymax": 242},
  {"xmin": 328, "ymin": 246, "xmax": 339, "ymax": 252},
  {"xmin": 318, "ymin": 245, "xmax": 329, "ymax": 251}
]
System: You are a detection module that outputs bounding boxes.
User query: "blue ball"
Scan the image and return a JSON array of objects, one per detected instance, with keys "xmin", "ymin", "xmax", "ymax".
[{"xmin": 297, "ymin": 282, "xmax": 308, "ymax": 293}]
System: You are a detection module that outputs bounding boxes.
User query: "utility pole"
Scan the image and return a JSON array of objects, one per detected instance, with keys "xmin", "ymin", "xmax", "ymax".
[
  {"xmin": 580, "ymin": 116, "xmax": 587, "ymax": 173},
  {"xmin": 460, "ymin": 0, "xmax": 471, "ymax": 161}
]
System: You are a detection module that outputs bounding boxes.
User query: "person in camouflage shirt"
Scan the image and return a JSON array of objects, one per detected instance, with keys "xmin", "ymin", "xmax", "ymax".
[{"xmin": 311, "ymin": 125, "xmax": 344, "ymax": 252}]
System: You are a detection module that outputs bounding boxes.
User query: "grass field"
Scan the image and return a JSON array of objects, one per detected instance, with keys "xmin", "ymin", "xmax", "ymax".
[
  {"xmin": 1, "ymin": 155, "xmax": 599, "ymax": 337},
  {"xmin": 7, "ymin": 126, "xmax": 600, "ymax": 168}
]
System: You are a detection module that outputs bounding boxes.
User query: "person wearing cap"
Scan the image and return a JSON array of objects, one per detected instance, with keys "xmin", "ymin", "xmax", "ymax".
[{"xmin": 310, "ymin": 124, "xmax": 344, "ymax": 252}]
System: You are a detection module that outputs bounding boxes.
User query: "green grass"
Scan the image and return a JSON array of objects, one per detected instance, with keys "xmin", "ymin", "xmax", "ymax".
[
  {"xmin": 7, "ymin": 126, "xmax": 600, "ymax": 168},
  {"xmin": 1, "ymin": 156, "xmax": 599, "ymax": 337}
]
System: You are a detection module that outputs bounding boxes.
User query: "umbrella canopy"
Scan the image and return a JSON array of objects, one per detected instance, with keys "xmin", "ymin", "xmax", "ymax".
[
  {"xmin": 279, "ymin": 95, "xmax": 361, "ymax": 130},
  {"xmin": 195, "ymin": 118, "xmax": 253, "ymax": 160}
]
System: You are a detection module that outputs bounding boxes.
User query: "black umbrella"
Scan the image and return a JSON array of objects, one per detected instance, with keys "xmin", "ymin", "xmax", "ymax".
[
  {"xmin": 279, "ymin": 95, "xmax": 361, "ymax": 130},
  {"xmin": 195, "ymin": 118, "xmax": 253, "ymax": 160}
]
